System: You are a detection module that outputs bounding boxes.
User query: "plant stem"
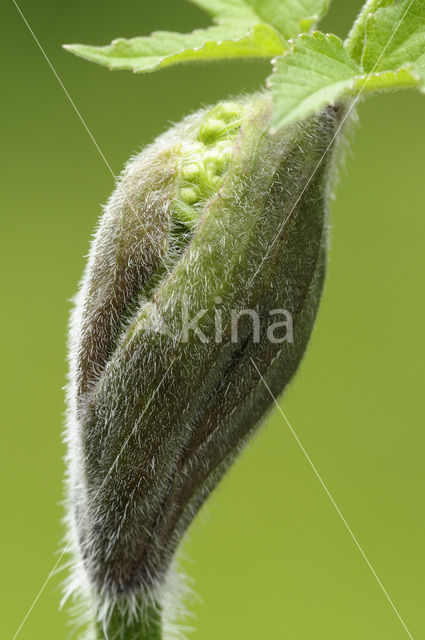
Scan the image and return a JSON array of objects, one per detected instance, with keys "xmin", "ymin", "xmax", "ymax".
[{"xmin": 95, "ymin": 603, "xmax": 162, "ymax": 640}]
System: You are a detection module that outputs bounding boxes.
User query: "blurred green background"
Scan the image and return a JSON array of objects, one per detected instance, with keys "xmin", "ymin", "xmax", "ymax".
[{"xmin": 2, "ymin": 1, "xmax": 425, "ymax": 638}]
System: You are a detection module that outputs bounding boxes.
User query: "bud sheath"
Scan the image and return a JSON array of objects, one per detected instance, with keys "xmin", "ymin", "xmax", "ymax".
[{"xmin": 65, "ymin": 93, "xmax": 346, "ymax": 638}]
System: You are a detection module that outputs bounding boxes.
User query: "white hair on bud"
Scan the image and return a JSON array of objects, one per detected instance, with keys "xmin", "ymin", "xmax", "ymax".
[{"xmin": 63, "ymin": 91, "xmax": 350, "ymax": 638}]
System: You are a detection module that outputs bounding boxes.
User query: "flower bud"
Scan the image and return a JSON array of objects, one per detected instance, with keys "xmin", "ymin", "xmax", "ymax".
[{"xmin": 66, "ymin": 93, "xmax": 344, "ymax": 636}]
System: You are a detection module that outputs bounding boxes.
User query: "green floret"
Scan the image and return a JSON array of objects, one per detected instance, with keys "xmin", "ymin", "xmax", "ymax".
[{"xmin": 174, "ymin": 101, "xmax": 246, "ymax": 227}]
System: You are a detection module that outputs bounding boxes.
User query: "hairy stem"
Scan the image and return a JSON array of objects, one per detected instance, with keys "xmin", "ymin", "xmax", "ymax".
[{"xmin": 95, "ymin": 604, "xmax": 162, "ymax": 640}]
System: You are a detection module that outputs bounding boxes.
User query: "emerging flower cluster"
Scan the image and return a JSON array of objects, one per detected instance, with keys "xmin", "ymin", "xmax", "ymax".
[{"xmin": 175, "ymin": 102, "xmax": 247, "ymax": 227}]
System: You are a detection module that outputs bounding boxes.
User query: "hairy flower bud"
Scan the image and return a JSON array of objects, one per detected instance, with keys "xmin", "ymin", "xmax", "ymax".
[{"xmin": 65, "ymin": 93, "xmax": 344, "ymax": 637}]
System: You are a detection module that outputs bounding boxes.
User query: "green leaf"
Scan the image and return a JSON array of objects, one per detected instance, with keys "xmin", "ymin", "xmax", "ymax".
[
  {"xmin": 358, "ymin": 63, "xmax": 425, "ymax": 91},
  {"xmin": 269, "ymin": 32, "xmax": 361, "ymax": 129},
  {"xmin": 187, "ymin": 0, "xmax": 263, "ymax": 23},
  {"xmin": 269, "ymin": 30, "xmax": 425, "ymax": 130},
  {"xmin": 361, "ymin": 0, "xmax": 425, "ymax": 72},
  {"xmin": 189, "ymin": 0, "xmax": 332, "ymax": 39},
  {"xmin": 345, "ymin": 0, "xmax": 393, "ymax": 62},
  {"xmin": 64, "ymin": 23, "xmax": 285, "ymax": 72},
  {"xmin": 251, "ymin": 0, "xmax": 332, "ymax": 40},
  {"xmin": 64, "ymin": 0, "xmax": 333, "ymax": 72},
  {"xmin": 64, "ymin": 0, "xmax": 289, "ymax": 73}
]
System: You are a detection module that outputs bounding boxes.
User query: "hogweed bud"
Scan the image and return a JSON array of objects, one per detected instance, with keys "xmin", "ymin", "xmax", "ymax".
[
  {"xmin": 65, "ymin": 92, "xmax": 345, "ymax": 639},
  {"xmin": 60, "ymin": 0, "xmax": 425, "ymax": 636}
]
